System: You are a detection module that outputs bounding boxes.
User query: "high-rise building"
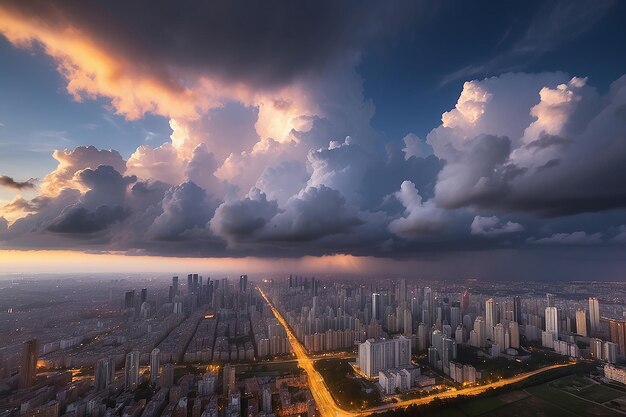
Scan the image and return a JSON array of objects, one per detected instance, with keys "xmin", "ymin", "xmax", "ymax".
[
  {"xmin": 460, "ymin": 290, "xmax": 470, "ymax": 315},
  {"xmin": 589, "ymin": 297, "xmax": 600, "ymax": 334},
  {"xmin": 262, "ymin": 386, "xmax": 272, "ymax": 412},
  {"xmin": 371, "ymin": 293, "xmax": 381, "ymax": 322},
  {"xmin": 398, "ymin": 279, "xmax": 407, "ymax": 306},
  {"xmin": 239, "ymin": 275, "xmax": 248, "ymax": 292},
  {"xmin": 223, "ymin": 363, "xmax": 236, "ymax": 395},
  {"xmin": 172, "ymin": 276, "xmax": 179, "ymax": 298},
  {"xmin": 546, "ymin": 293, "xmax": 555, "ymax": 308},
  {"xmin": 576, "ymin": 309, "xmax": 587, "ymax": 337},
  {"xmin": 509, "ymin": 321, "xmax": 520, "ymax": 349},
  {"xmin": 357, "ymin": 336, "xmax": 411, "ymax": 377},
  {"xmin": 609, "ymin": 319, "xmax": 626, "ymax": 355},
  {"xmin": 124, "ymin": 291, "xmax": 135, "ymax": 309},
  {"xmin": 513, "ymin": 296, "xmax": 522, "ymax": 324},
  {"xmin": 124, "ymin": 350, "xmax": 140, "ymax": 390},
  {"xmin": 161, "ymin": 363, "xmax": 174, "ymax": 388},
  {"xmin": 140, "ymin": 288, "xmax": 148, "ymax": 305},
  {"xmin": 150, "ymin": 348, "xmax": 160, "ymax": 383},
  {"xmin": 19, "ymin": 339, "xmax": 39, "ymax": 389},
  {"xmin": 494, "ymin": 323, "xmax": 506, "ymax": 354},
  {"xmin": 485, "ymin": 299, "xmax": 496, "ymax": 341},
  {"xmin": 95, "ymin": 357, "xmax": 115, "ymax": 391},
  {"xmin": 545, "ymin": 307, "xmax": 559, "ymax": 339},
  {"xmin": 603, "ymin": 342, "xmax": 617, "ymax": 364}
]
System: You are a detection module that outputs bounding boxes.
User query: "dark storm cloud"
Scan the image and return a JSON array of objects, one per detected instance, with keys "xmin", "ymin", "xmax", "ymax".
[
  {"xmin": 48, "ymin": 205, "xmax": 130, "ymax": 234},
  {"xmin": 0, "ymin": 0, "xmax": 417, "ymax": 89},
  {"xmin": 0, "ymin": 175, "xmax": 36, "ymax": 190}
]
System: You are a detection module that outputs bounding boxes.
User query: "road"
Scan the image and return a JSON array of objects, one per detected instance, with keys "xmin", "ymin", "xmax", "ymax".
[{"xmin": 257, "ymin": 287, "xmax": 575, "ymax": 417}]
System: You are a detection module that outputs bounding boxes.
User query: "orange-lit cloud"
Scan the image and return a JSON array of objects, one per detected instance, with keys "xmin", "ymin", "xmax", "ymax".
[{"xmin": 0, "ymin": 6, "xmax": 210, "ymax": 120}]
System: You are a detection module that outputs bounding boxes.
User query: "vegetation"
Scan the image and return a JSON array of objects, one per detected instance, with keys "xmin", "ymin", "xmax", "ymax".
[{"xmin": 314, "ymin": 359, "xmax": 381, "ymax": 410}]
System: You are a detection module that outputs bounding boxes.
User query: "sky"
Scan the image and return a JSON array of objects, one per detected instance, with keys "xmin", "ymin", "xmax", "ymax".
[{"xmin": 1, "ymin": 0, "xmax": 626, "ymax": 279}]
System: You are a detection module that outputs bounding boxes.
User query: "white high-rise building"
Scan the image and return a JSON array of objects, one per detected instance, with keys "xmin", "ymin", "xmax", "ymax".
[
  {"xmin": 589, "ymin": 297, "xmax": 600, "ymax": 334},
  {"xmin": 485, "ymin": 299, "xmax": 496, "ymax": 341},
  {"xmin": 150, "ymin": 348, "xmax": 160, "ymax": 383},
  {"xmin": 493, "ymin": 324, "xmax": 506, "ymax": 354},
  {"xmin": 357, "ymin": 336, "xmax": 411, "ymax": 377},
  {"xmin": 545, "ymin": 307, "xmax": 559, "ymax": 339},
  {"xmin": 576, "ymin": 309, "xmax": 587, "ymax": 337}
]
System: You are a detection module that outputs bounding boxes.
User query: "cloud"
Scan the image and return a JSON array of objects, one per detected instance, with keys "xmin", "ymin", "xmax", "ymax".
[
  {"xmin": 530, "ymin": 231, "xmax": 603, "ymax": 245},
  {"xmin": 470, "ymin": 216, "xmax": 523, "ymax": 236},
  {"xmin": 48, "ymin": 205, "xmax": 130, "ymax": 234},
  {"xmin": 41, "ymin": 146, "xmax": 126, "ymax": 196},
  {"xmin": 428, "ymin": 72, "xmax": 626, "ymax": 216},
  {"xmin": 389, "ymin": 180, "xmax": 446, "ymax": 238},
  {"xmin": 0, "ymin": 175, "xmax": 37, "ymax": 190}
]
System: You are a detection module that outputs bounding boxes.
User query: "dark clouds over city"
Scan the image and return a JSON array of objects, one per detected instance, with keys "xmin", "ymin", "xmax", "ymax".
[{"xmin": 1, "ymin": 0, "xmax": 626, "ymax": 279}]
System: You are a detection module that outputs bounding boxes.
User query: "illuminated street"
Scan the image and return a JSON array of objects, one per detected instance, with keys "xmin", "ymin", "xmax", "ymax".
[{"xmin": 258, "ymin": 287, "xmax": 576, "ymax": 417}]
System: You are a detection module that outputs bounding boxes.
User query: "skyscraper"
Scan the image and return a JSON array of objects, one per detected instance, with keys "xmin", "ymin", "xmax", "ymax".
[
  {"xmin": 545, "ymin": 306, "xmax": 559, "ymax": 339},
  {"xmin": 460, "ymin": 289, "xmax": 470, "ymax": 315},
  {"xmin": 239, "ymin": 275, "xmax": 248, "ymax": 292},
  {"xmin": 140, "ymin": 288, "xmax": 148, "ymax": 305},
  {"xmin": 485, "ymin": 298, "xmax": 496, "ymax": 341},
  {"xmin": 95, "ymin": 357, "xmax": 115, "ymax": 391},
  {"xmin": 19, "ymin": 339, "xmax": 39, "ymax": 389},
  {"xmin": 124, "ymin": 291, "xmax": 135, "ymax": 309},
  {"xmin": 589, "ymin": 297, "xmax": 600, "ymax": 334},
  {"xmin": 576, "ymin": 309, "xmax": 587, "ymax": 337},
  {"xmin": 546, "ymin": 293, "xmax": 555, "ymax": 308},
  {"xmin": 371, "ymin": 293, "xmax": 381, "ymax": 322},
  {"xmin": 172, "ymin": 276, "xmax": 179, "ymax": 297},
  {"xmin": 398, "ymin": 278, "xmax": 407, "ymax": 306},
  {"xmin": 150, "ymin": 348, "xmax": 160, "ymax": 383},
  {"xmin": 513, "ymin": 296, "xmax": 522, "ymax": 324},
  {"xmin": 124, "ymin": 350, "xmax": 140, "ymax": 390}
]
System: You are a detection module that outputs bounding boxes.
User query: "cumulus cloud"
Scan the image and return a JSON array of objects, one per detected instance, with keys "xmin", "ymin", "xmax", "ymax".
[
  {"xmin": 428, "ymin": 72, "xmax": 626, "ymax": 216},
  {"xmin": 41, "ymin": 146, "xmax": 126, "ymax": 196},
  {"xmin": 470, "ymin": 216, "xmax": 523, "ymax": 236},
  {"xmin": 0, "ymin": 175, "xmax": 37, "ymax": 190},
  {"xmin": 389, "ymin": 180, "xmax": 446, "ymax": 238}
]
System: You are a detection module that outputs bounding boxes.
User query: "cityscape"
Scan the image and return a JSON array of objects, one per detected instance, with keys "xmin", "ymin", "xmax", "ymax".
[
  {"xmin": 2, "ymin": 1, "xmax": 626, "ymax": 416},
  {"xmin": 1, "ymin": 274, "xmax": 625, "ymax": 417}
]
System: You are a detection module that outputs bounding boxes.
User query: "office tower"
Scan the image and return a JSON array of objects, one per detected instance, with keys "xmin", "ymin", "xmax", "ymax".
[
  {"xmin": 223, "ymin": 363, "xmax": 236, "ymax": 394},
  {"xmin": 289, "ymin": 274, "xmax": 293, "ymax": 287},
  {"xmin": 161, "ymin": 363, "xmax": 174, "ymax": 388},
  {"xmin": 193, "ymin": 273, "xmax": 199, "ymax": 294},
  {"xmin": 239, "ymin": 275, "xmax": 248, "ymax": 292},
  {"xmin": 187, "ymin": 274, "xmax": 193, "ymax": 296},
  {"xmin": 124, "ymin": 291, "xmax": 135, "ymax": 309},
  {"xmin": 168, "ymin": 286, "xmax": 174, "ymax": 303},
  {"xmin": 513, "ymin": 296, "xmax": 522, "ymax": 324},
  {"xmin": 609, "ymin": 319, "xmax": 626, "ymax": 355},
  {"xmin": 589, "ymin": 297, "xmax": 600, "ymax": 334},
  {"xmin": 509, "ymin": 321, "xmax": 520, "ymax": 349},
  {"xmin": 172, "ymin": 276, "xmax": 179, "ymax": 296},
  {"xmin": 19, "ymin": 339, "xmax": 39, "ymax": 389},
  {"xmin": 442, "ymin": 338, "xmax": 456, "ymax": 367},
  {"xmin": 545, "ymin": 306, "xmax": 559, "ymax": 339},
  {"xmin": 124, "ymin": 350, "xmax": 140, "ymax": 390},
  {"xmin": 473, "ymin": 316, "xmax": 486, "ymax": 347},
  {"xmin": 150, "ymin": 348, "xmax": 160, "ymax": 383},
  {"xmin": 485, "ymin": 299, "xmax": 496, "ymax": 340},
  {"xmin": 460, "ymin": 289, "xmax": 470, "ymax": 315},
  {"xmin": 372, "ymin": 293, "xmax": 381, "ymax": 322},
  {"xmin": 358, "ymin": 336, "xmax": 411, "ymax": 377},
  {"xmin": 424, "ymin": 287, "xmax": 434, "ymax": 324},
  {"xmin": 576, "ymin": 309, "xmax": 588, "ymax": 337},
  {"xmin": 546, "ymin": 293, "xmax": 555, "ymax": 308},
  {"xmin": 95, "ymin": 357, "xmax": 115, "ymax": 391},
  {"xmin": 140, "ymin": 288, "xmax": 148, "ymax": 305}
]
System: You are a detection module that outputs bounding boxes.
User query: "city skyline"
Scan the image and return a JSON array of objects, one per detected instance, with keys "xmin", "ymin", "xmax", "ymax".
[{"xmin": 1, "ymin": 1, "xmax": 626, "ymax": 280}]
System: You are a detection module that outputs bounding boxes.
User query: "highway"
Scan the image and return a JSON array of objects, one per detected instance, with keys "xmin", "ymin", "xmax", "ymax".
[{"xmin": 257, "ymin": 287, "xmax": 575, "ymax": 417}]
